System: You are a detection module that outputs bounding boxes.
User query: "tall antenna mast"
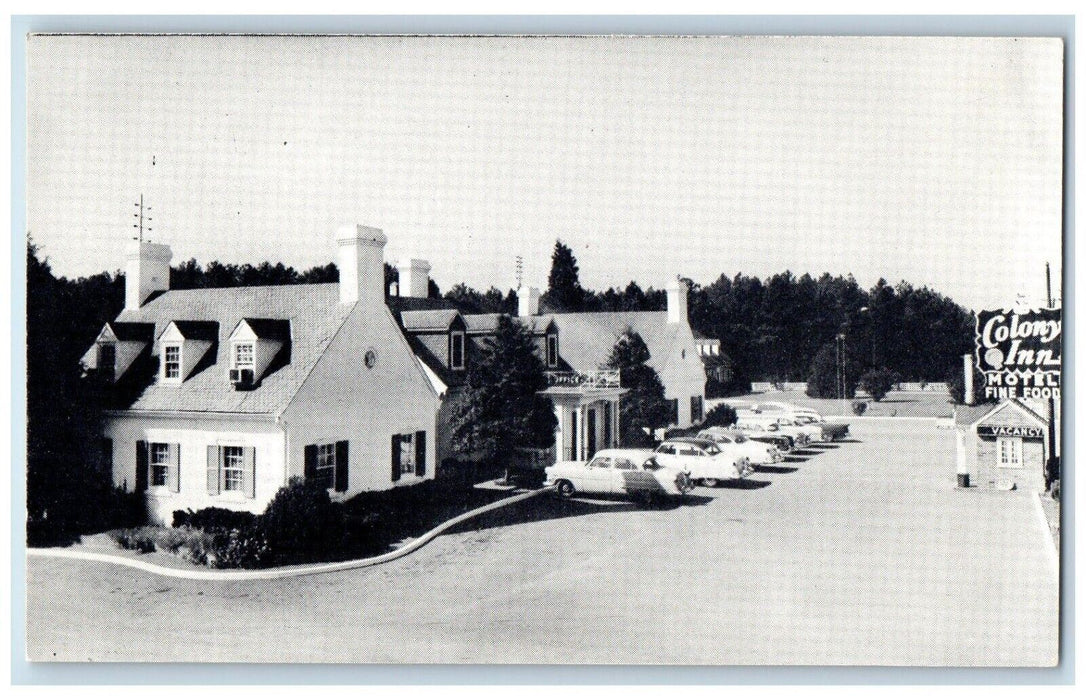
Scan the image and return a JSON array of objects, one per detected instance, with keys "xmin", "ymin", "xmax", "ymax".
[
  {"xmin": 515, "ymin": 255, "xmax": 523, "ymax": 289},
  {"xmin": 133, "ymin": 194, "xmax": 152, "ymax": 242}
]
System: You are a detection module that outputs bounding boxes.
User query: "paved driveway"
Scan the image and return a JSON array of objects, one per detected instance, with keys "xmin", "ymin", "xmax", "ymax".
[{"xmin": 26, "ymin": 420, "xmax": 1058, "ymax": 665}]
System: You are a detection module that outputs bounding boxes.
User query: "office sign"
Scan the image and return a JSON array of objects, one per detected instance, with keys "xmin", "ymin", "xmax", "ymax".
[{"xmin": 975, "ymin": 307, "xmax": 1061, "ymax": 400}]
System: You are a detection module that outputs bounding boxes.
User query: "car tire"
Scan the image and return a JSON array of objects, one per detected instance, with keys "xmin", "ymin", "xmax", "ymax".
[
  {"xmin": 555, "ymin": 480, "xmax": 575, "ymax": 499},
  {"xmin": 701, "ymin": 478, "xmax": 720, "ymax": 488}
]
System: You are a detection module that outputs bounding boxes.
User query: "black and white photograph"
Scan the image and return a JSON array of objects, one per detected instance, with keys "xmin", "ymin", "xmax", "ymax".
[{"xmin": 21, "ymin": 30, "xmax": 1064, "ymax": 668}]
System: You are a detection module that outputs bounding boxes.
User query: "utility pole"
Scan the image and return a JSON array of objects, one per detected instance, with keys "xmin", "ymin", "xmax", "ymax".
[
  {"xmin": 133, "ymin": 194, "xmax": 152, "ymax": 242},
  {"xmin": 515, "ymin": 255, "xmax": 523, "ymax": 289}
]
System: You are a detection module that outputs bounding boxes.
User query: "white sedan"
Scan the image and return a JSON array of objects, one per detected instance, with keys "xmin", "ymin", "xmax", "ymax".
[
  {"xmin": 653, "ymin": 438, "xmax": 754, "ymax": 487},
  {"xmin": 545, "ymin": 449, "xmax": 694, "ymax": 502},
  {"xmin": 697, "ymin": 427, "xmax": 783, "ymax": 465}
]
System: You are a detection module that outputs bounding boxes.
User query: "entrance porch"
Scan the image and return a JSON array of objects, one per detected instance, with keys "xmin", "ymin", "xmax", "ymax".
[{"xmin": 542, "ymin": 370, "xmax": 626, "ymax": 463}]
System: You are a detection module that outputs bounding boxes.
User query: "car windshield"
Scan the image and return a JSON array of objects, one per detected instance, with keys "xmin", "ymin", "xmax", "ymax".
[
  {"xmin": 642, "ymin": 457, "xmax": 661, "ymax": 471},
  {"xmin": 702, "ymin": 443, "xmax": 721, "ymax": 455}
]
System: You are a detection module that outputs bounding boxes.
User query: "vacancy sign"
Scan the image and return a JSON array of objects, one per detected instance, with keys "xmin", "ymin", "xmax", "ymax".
[{"xmin": 976, "ymin": 307, "xmax": 1061, "ymax": 400}]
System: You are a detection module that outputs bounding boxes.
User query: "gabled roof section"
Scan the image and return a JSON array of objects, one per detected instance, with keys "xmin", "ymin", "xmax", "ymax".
[
  {"xmin": 163, "ymin": 320, "xmax": 219, "ymax": 342},
  {"xmin": 233, "ymin": 317, "xmax": 292, "ymax": 341},
  {"xmin": 112, "ymin": 283, "xmax": 352, "ymax": 415},
  {"xmin": 547, "ymin": 312, "xmax": 678, "ymax": 375},
  {"xmin": 400, "ymin": 309, "xmax": 462, "ymax": 332},
  {"xmin": 464, "ymin": 313, "xmax": 553, "ymax": 334},
  {"xmin": 955, "ymin": 399, "xmax": 1047, "ymax": 428}
]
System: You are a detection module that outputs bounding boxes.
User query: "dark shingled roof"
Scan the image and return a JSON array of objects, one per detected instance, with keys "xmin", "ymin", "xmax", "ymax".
[
  {"xmin": 236, "ymin": 317, "xmax": 292, "ymax": 341},
  {"xmin": 546, "ymin": 312, "xmax": 680, "ymax": 376},
  {"xmin": 166, "ymin": 320, "xmax": 220, "ymax": 342},
  {"xmin": 400, "ymin": 309, "xmax": 461, "ymax": 332},
  {"xmin": 108, "ymin": 322, "xmax": 156, "ymax": 343},
  {"xmin": 113, "ymin": 283, "xmax": 352, "ymax": 415}
]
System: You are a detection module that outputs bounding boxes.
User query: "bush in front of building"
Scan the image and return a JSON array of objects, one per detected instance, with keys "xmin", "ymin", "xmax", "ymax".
[
  {"xmin": 172, "ymin": 506, "xmax": 259, "ymax": 532},
  {"xmin": 858, "ymin": 367, "xmax": 898, "ymax": 402},
  {"xmin": 259, "ymin": 476, "xmax": 346, "ymax": 567},
  {"xmin": 851, "ymin": 400, "xmax": 868, "ymax": 416},
  {"xmin": 701, "ymin": 403, "xmax": 738, "ymax": 429}
]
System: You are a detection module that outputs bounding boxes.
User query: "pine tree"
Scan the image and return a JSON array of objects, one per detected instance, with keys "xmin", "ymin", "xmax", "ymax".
[
  {"xmin": 604, "ymin": 329, "xmax": 671, "ymax": 447},
  {"xmin": 545, "ymin": 240, "xmax": 585, "ymax": 311},
  {"xmin": 450, "ymin": 316, "xmax": 557, "ymax": 466}
]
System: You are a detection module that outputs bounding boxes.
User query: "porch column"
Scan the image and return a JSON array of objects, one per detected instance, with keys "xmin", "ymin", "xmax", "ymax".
[
  {"xmin": 612, "ymin": 400, "xmax": 620, "ymax": 447},
  {"xmin": 578, "ymin": 406, "xmax": 587, "ymax": 461}
]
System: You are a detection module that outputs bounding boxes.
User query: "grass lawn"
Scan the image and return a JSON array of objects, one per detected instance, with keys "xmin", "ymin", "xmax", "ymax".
[{"xmin": 712, "ymin": 388, "xmax": 956, "ymax": 418}]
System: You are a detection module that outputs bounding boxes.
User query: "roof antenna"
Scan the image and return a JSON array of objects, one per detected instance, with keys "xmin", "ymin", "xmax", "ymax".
[
  {"xmin": 133, "ymin": 194, "xmax": 152, "ymax": 242},
  {"xmin": 515, "ymin": 255, "xmax": 523, "ymax": 289}
]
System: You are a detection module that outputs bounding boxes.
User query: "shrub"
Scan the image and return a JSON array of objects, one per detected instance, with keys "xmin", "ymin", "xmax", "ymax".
[
  {"xmin": 259, "ymin": 477, "xmax": 345, "ymax": 566},
  {"xmin": 173, "ymin": 506, "xmax": 258, "ymax": 531},
  {"xmin": 858, "ymin": 367, "xmax": 898, "ymax": 402},
  {"xmin": 211, "ymin": 526, "xmax": 270, "ymax": 569},
  {"xmin": 702, "ymin": 403, "xmax": 738, "ymax": 429},
  {"xmin": 110, "ymin": 527, "xmax": 157, "ymax": 554},
  {"xmin": 1050, "ymin": 479, "xmax": 1060, "ymax": 501},
  {"xmin": 806, "ymin": 341, "xmax": 860, "ymax": 399},
  {"xmin": 851, "ymin": 401, "xmax": 868, "ymax": 416}
]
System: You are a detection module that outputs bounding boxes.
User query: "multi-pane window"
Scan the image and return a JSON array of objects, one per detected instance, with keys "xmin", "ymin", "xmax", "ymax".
[
  {"xmin": 234, "ymin": 342, "xmax": 254, "ymax": 368},
  {"xmin": 314, "ymin": 443, "xmax": 336, "ymax": 489},
  {"xmin": 998, "ymin": 437, "xmax": 1023, "ymax": 468},
  {"xmin": 691, "ymin": 395, "xmax": 704, "ymax": 423},
  {"xmin": 150, "ymin": 443, "xmax": 171, "ymax": 487},
  {"xmin": 222, "ymin": 446, "xmax": 245, "ymax": 491},
  {"xmin": 547, "ymin": 335, "xmax": 559, "ymax": 367},
  {"xmin": 164, "ymin": 344, "xmax": 181, "ymax": 379},
  {"xmin": 398, "ymin": 433, "xmax": 415, "ymax": 475},
  {"xmin": 98, "ymin": 343, "xmax": 116, "ymax": 379},
  {"xmin": 450, "ymin": 332, "xmax": 465, "ymax": 370}
]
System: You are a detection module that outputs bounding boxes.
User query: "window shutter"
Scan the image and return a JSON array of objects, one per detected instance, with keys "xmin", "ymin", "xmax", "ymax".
[
  {"xmin": 335, "ymin": 440, "xmax": 349, "ymax": 492},
  {"xmin": 391, "ymin": 435, "xmax": 401, "ymax": 482},
  {"xmin": 304, "ymin": 444, "xmax": 317, "ymax": 481},
  {"xmin": 169, "ymin": 443, "xmax": 181, "ymax": 493},
  {"xmin": 207, "ymin": 445, "xmax": 221, "ymax": 495},
  {"xmin": 243, "ymin": 447, "xmax": 256, "ymax": 499},
  {"xmin": 100, "ymin": 438, "xmax": 113, "ymax": 475},
  {"xmin": 135, "ymin": 441, "xmax": 149, "ymax": 492},
  {"xmin": 415, "ymin": 431, "xmax": 426, "ymax": 477}
]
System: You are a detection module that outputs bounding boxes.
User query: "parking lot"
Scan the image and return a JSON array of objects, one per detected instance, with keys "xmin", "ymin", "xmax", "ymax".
[{"xmin": 26, "ymin": 419, "xmax": 1058, "ymax": 665}]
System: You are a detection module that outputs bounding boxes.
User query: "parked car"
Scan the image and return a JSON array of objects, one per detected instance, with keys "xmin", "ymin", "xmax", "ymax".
[
  {"xmin": 545, "ymin": 449, "xmax": 694, "ymax": 502},
  {"xmin": 735, "ymin": 414, "xmax": 811, "ymax": 447},
  {"xmin": 697, "ymin": 427, "xmax": 783, "ymax": 465},
  {"xmin": 729, "ymin": 422, "xmax": 795, "ymax": 452},
  {"xmin": 792, "ymin": 414, "xmax": 850, "ymax": 441},
  {"xmin": 746, "ymin": 402, "xmax": 850, "ymax": 441},
  {"xmin": 653, "ymin": 437, "xmax": 754, "ymax": 487}
]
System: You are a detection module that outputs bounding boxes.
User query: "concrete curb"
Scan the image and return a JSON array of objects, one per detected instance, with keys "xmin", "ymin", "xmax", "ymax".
[
  {"xmin": 1031, "ymin": 491, "xmax": 1060, "ymax": 581},
  {"xmin": 27, "ymin": 486, "xmax": 552, "ymax": 582}
]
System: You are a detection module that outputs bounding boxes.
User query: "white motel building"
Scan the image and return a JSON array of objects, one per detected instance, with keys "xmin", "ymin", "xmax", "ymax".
[{"xmin": 81, "ymin": 225, "xmax": 707, "ymax": 523}]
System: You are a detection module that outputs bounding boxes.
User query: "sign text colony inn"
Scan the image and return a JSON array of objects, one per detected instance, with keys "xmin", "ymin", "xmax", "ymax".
[{"xmin": 80, "ymin": 225, "xmax": 708, "ymax": 523}]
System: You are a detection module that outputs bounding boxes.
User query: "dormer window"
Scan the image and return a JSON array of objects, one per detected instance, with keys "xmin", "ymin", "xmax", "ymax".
[
  {"xmin": 233, "ymin": 342, "xmax": 255, "ymax": 369},
  {"xmin": 450, "ymin": 331, "xmax": 465, "ymax": 370},
  {"xmin": 98, "ymin": 343, "xmax": 116, "ymax": 381},
  {"xmin": 163, "ymin": 344, "xmax": 182, "ymax": 381},
  {"xmin": 547, "ymin": 334, "xmax": 559, "ymax": 368}
]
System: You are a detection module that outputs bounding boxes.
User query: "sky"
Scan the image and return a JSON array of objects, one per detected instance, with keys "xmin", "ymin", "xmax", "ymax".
[{"xmin": 26, "ymin": 35, "xmax": 1065, "ymax": 312}]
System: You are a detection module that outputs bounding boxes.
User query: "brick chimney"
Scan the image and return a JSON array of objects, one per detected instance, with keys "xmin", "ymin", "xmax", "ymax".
[
  {"xmin": 666, "ymin": 277, "xmax": 688, "ymax": 324},
  {"xmin": 124, "ymin": 240, "xmax": 172, "ymax": 311},
  {"xmin": 396, "ymin": 259, "xmax": 431, "ymax": 298},
  {"xmin": 518, "ymin": 286, "xmax": 540, "ymax": 317},
  {"xmin": 337, "ymin": 224, "xmax": 388, "ymax": 307}
]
